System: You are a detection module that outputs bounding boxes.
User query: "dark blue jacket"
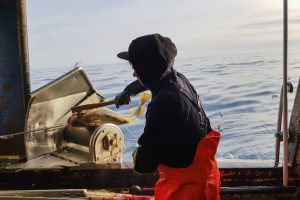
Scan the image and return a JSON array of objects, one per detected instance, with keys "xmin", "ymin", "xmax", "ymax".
[{"xmin": 133, "ymin": 69, "xmax": 212, "ymax": 173}]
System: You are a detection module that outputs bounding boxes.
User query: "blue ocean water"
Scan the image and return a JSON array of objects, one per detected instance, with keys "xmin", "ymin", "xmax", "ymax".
[{"xmin": 30, "ymin": 51, "xmax": 300, "ymax": 162}]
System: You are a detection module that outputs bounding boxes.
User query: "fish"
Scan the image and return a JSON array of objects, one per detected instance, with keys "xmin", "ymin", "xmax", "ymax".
[{"xmin": 70, "ymin": 92, "xmax": 151, "ymax": 127}]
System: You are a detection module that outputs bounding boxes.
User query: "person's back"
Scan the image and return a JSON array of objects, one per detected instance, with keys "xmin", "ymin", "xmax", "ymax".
[{"xmin": 135, "ymin": 69, "xmax": 211, "ymax": 169}]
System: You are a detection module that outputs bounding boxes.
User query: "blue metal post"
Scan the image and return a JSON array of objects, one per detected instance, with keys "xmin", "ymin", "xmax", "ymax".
[
  {"xmin": 0, "ymin": 0, "xmax": 30, "ymax": 136},
  {"xmin": 0, "ymin": 0, "xmax": 30, "ymax": 162}
]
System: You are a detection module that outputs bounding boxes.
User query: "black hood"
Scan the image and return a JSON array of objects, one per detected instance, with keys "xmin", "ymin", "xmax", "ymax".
[{"xmin": 118, "ymin": 34, "xmax": 177, "ymax": 88}]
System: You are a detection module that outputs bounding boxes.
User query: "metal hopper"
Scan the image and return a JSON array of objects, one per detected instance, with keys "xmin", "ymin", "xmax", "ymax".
[{"xmin": 7, "ymin": 67, "xmax": 125, "ymax": 170}]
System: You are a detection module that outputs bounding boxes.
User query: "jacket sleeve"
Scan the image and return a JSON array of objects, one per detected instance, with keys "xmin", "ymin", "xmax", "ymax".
[{"xmin": 124, "ymin": 80, "xmax": 147, "ymax": 96}]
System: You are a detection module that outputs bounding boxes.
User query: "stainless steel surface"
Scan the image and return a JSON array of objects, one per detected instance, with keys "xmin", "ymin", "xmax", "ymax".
[
  {"xmin": 64, "ymin": 126, "xmax": 94, "ymax": 147},
  {"xmin": 90, "ymin": 124, "xmax": 125, "ymax": 163},
  {"xmin": 8, "ymin": 154, "xmax": 75, "ymax": 169},
  {"xmin": 25, "ymin": 68, "xmax": 104, "ymax": 160},
  {"xmin": 19, "ymin": 67, "xmax": 125, "ymax": 169},
  {"xmin": 64, "ymin": 123, "xmax": 125, "ymax": 164},
  {"xmin": 30, "ymin": 67, "xmax": 98, "ymax": 103}
]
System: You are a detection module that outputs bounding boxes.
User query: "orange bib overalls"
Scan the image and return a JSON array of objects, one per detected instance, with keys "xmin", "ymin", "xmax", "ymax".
[{"xmin": 155, "ymin": 130, "xmax": 221, "ymax": 200}]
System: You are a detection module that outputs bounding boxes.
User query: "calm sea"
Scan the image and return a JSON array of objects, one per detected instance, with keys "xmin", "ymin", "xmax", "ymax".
[{"xmin": 30, "ymin": 51, "xmax": 300, "ymax": 162}]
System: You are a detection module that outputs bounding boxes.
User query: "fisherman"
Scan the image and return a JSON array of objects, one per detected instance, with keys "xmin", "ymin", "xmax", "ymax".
[{"xmin": 115, "ymin": 33, "xmax": 221, "ymax": 200}]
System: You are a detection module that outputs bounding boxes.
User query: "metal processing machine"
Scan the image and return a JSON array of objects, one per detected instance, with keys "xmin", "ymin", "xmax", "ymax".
[{"xmin": 7, "ymin": 67, "xmax": 125, "ymax": 170}]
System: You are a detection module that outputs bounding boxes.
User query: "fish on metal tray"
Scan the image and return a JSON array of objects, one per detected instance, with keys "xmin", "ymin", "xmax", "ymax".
[{"xmin": 70, "ymin": 92, "xmax": 151, "ymax": 127}]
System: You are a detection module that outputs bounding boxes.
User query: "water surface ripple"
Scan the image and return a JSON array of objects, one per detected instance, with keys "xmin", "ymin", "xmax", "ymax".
[{"xmin": 31, "ymin": 52, "xmax": 300, "ymax": 162}]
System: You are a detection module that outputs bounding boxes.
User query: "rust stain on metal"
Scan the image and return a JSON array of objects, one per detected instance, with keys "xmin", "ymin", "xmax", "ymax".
[
  {"xmin": 245, "ymin": 170, "xmax": 252, "ymax": 176},
  {"xmin": 220, "ymin": 170, "xmax": 236, "ymax": 177},
  {"xmin": 0, "ymin": 155, "xmax": 20, "ymax": 160},
  {"xmin": 2, "ymin": 83, "xmax": 12, "ymax": 91}
]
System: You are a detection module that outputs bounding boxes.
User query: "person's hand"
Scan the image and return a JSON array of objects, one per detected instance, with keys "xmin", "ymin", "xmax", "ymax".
[{"xmin": 115, "ymin": 90, "xmax": 131, "ymax": 108}]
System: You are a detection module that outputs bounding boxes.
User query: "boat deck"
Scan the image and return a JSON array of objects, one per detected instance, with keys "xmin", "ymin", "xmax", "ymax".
[
  {"xmin": 4, "ymin": 146, "xmax": 276, "ymax": 170},
  {"xmin": 0, "ymin": 186, "xmax": 297, "ymax": 200}
]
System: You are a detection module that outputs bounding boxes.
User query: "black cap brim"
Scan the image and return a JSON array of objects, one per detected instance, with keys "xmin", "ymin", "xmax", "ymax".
[{"xmin": 117, "ymin": 51, "xmax": 129, "ymax": 60}]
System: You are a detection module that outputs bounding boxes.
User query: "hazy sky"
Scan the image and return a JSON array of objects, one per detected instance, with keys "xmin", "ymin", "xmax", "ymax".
[{"xmin": 26, "ymin": 0, "xmax": 300, "ymax": 69}]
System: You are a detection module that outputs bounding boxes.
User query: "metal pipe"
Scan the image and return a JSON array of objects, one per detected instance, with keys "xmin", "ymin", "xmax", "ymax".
[
  {"xmin": 282, "ymin": 0, "xmax": 289, "ymax": 187},
  {"xmin": 0, "ymin": 124, "xmax": 67, "ymax": 139},
  {"xmin": 275, "ymin": 87, "xmax": 283, "ymax": 167},
  {"xmin": 64, "ymin": 126, "xmax": 93, "ymax": 147},
  {"xmin": 16, "ymin": 0, "xmax": 31, "ymax": 110}
]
